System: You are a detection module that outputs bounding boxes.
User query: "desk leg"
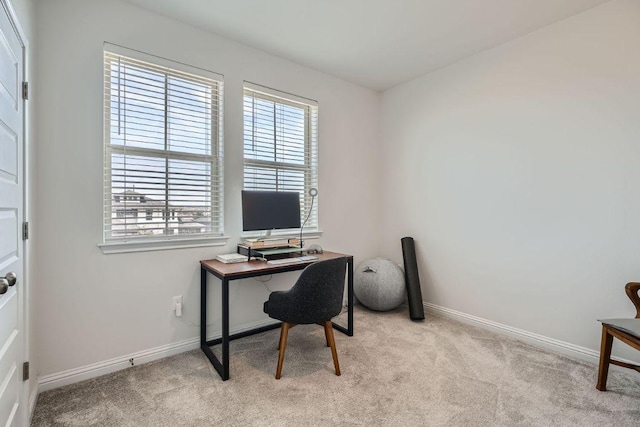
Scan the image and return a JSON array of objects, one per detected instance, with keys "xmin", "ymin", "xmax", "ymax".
[
  {"xmin": 332, "ymin": 258, "xmax": 355, "ymax": 337},
  {"xmin": 221, "ymin": 277, "xmax": 230, "ymax": 380},
  {"xmin": 347, "ymin": 257, "xmax": 354, "ymax": 336},
  {"xmin": 200, "ymin": 268, "xmax": 230, "ymax": 380},
  {"xmin": 200, "ymin": 267, "xmax": 206, "ymax": 346}
]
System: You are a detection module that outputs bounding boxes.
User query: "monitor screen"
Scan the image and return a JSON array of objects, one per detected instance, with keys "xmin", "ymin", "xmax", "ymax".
[{"xmin": 242, "ymin": 190, "xmax": 301, "ymax": 232}]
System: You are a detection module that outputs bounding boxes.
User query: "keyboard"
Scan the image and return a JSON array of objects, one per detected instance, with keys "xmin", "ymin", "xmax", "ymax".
[{"xmin": 267, "ymin": 255, "xmax": 318, "ymax": 265}]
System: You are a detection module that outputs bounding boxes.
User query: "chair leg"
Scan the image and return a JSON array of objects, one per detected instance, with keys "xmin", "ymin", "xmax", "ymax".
[
  {"xmin": 276, "ymin": 322, "xmax": 292, "ymax": 379},
  {"xmin": 278, "ymin": 323, "xmax": 297, "ymax": 350},
  {"xmin": 324, "ymin": 321, "xmax": 341, "ymax": 376},
  {"xmin": 596, "ymin": 325, "xmax": 614, "ymax": 391},
  {"xmin": 320, "ymin": 322, "xmax": 330, "ymax": 347}
]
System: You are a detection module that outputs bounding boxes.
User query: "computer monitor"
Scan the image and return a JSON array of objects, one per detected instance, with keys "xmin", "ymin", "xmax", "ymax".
[{"xmin": 241, "ymin": 190, "xmax": 301, "ymax": 233}]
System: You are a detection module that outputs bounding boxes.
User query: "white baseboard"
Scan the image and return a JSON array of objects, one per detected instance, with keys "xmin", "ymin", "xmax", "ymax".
[
  {"xmin": 423, "ymin": 302, "xmax": 601, "ymax": 363},
  {"xmin": 38, "ymin": 318, "xmax": 279, "ymax": 392},
  {"xmin": 38, "ymin": 337, "xmax": 200, "ymax": 392},
  {"xmin": 37, "ymin": 304, "xmax": 635, "ymax": 394}
]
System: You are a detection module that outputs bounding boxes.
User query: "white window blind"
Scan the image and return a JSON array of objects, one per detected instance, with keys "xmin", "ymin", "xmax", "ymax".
[
  {"xmin": 243, "ymin": 83, "xmax": 319, "ymax": 232},
  {"xmin": 103, "ymin": 46, "xmax": 224, "ymax": 243}
]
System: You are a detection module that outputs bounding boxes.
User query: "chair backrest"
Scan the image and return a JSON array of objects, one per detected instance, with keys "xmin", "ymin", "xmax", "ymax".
[
  {"xmin": 626, "ymin": 283, "xmax": 640, "ymax": 318},
  {"xmin": 286, "ymin": 257, "xmax": 348, "ymax": 324}
]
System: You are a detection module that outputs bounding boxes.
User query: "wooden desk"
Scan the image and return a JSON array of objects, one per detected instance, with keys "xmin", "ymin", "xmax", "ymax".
[{"xmin": 200, "ymin": 251, "xmax": 354, "ymax": 380}]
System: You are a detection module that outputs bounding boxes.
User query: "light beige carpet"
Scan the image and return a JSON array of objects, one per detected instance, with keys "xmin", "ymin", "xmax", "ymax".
[{"xmin": 32, "ymin": 306, "xmax": 640, "ymax": 426}]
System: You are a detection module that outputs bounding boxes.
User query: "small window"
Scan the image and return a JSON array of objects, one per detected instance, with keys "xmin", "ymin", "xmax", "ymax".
[
  {"xmin": 242, "ymin": 83, "xmax": 319, "ymax": 232},
  {"xmin": 103, "ymin": 45, "xmax": 224, "ymax": 244}
]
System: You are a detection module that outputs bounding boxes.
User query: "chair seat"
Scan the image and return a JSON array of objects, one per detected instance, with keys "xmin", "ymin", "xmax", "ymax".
[{"xmin": 599, "ymin": 318, "xmax": 640, "ymax": 339}]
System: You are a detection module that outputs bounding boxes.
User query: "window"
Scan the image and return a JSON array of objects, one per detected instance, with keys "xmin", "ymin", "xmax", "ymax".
[
  {"xmin": 242, "ymin": 83, "xmax": 319, "ymax": 233},
  {"xmin": 102, "ymin": 45, "xmax": 224, "ymax": 248}
]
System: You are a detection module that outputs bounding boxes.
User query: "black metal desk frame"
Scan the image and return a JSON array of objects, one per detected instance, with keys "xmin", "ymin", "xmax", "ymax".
[{"xmin": 200, "ymin": 253, "xmax": 354, "ymax": 381}]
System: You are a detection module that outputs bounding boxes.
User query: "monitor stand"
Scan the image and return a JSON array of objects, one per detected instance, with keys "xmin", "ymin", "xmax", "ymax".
[{"xmin": 255, "ymin": 246, "xmax": 304, "ymax": 260}]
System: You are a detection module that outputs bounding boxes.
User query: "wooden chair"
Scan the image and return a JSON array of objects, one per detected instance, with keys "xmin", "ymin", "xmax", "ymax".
[
  {"xmin": 263, "ymin": 257, "xmax": 347, "ymax": 379},
  {"xmin": 596, "ymin": 282, "xmax": 640, "ymax": 391}
]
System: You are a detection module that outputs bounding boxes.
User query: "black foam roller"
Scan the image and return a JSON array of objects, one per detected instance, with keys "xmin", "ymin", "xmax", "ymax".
[{"xmin": 401, "ymin": 237, "xmax": 425, "ymax": 320}]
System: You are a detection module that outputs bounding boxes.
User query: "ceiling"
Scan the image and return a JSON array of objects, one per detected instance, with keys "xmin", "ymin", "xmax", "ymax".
[{"xmin": 123, "ymin": 0, "xmax": 609, "ymax": 91}]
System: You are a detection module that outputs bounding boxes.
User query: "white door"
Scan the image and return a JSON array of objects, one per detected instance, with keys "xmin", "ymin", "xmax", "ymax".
[{"xmin": 0, "ymin": 0, "xmax": 24, "ymax": 425}]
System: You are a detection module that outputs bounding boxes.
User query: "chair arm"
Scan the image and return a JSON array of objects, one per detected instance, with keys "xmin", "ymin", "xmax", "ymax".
[
  {"xmin": 265, "ymin": 290, "xmax": 295, "ymax": 319},
  {"xmin": 625, "ymin": 283, "xmax": 640, "ymax": 318}
]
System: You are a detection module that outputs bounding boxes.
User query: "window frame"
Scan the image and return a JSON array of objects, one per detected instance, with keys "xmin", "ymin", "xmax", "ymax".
[
  {"xmin": 99, "ymin": 44, "xmax": 228, "ymax": 254},
  {"xmin": 242, "ymin": 82, "xmax": 320, "ymax": 239}
]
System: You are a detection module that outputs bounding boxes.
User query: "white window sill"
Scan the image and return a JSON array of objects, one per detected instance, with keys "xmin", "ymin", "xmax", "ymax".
[{"xmin": 98, "ymin": 235, "xmax": 230, "ymax": 254}]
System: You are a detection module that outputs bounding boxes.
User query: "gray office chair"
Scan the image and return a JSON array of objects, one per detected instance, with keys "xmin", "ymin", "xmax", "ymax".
[{"xmin": 263, "ymin": 257, "xmax": 348, "ymax": 379}]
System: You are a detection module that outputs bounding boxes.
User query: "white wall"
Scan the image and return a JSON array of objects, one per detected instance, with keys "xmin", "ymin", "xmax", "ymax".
[
  {"xmin": 34, "ymin": 0, "xmax": 380, "ymax": 378},
  {"xmin": 380, "ymin": 0, "xmax": 640, "ymax": 361}
]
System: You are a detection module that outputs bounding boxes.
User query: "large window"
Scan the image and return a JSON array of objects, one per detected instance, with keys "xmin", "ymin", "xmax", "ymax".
[
  {"xmin": 103, "ymin": 46, "xmax": 224, "ymax": 247},
  {"xmin": 243, "ymin": 83, "xmax": 319, "ymax": 232}
]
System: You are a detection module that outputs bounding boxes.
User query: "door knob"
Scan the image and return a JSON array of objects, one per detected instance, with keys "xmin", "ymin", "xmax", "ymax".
[
  {"xmin": 1, "ymin": 272, "xmax": 16, "ymax": 287},
  {"xmin": 0, "ymin": 279, "xmax": 7, "ymax": 294}
]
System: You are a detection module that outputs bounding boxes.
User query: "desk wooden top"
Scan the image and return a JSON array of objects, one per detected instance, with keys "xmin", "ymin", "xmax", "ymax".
[{"xmin": 200, "ymin": 251, "xmax": 352, "ymax": 280}]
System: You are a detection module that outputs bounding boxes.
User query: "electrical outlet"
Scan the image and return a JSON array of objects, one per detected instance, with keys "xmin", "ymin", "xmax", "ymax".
[{"xmin": 173, "ymin": 295, "xmax": 183, "ymax": 317}]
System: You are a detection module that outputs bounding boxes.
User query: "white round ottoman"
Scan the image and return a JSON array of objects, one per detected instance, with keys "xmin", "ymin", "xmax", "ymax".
[{"xmin": 354, "ymin": 258, "xmax": 406, "ymax": 311}]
